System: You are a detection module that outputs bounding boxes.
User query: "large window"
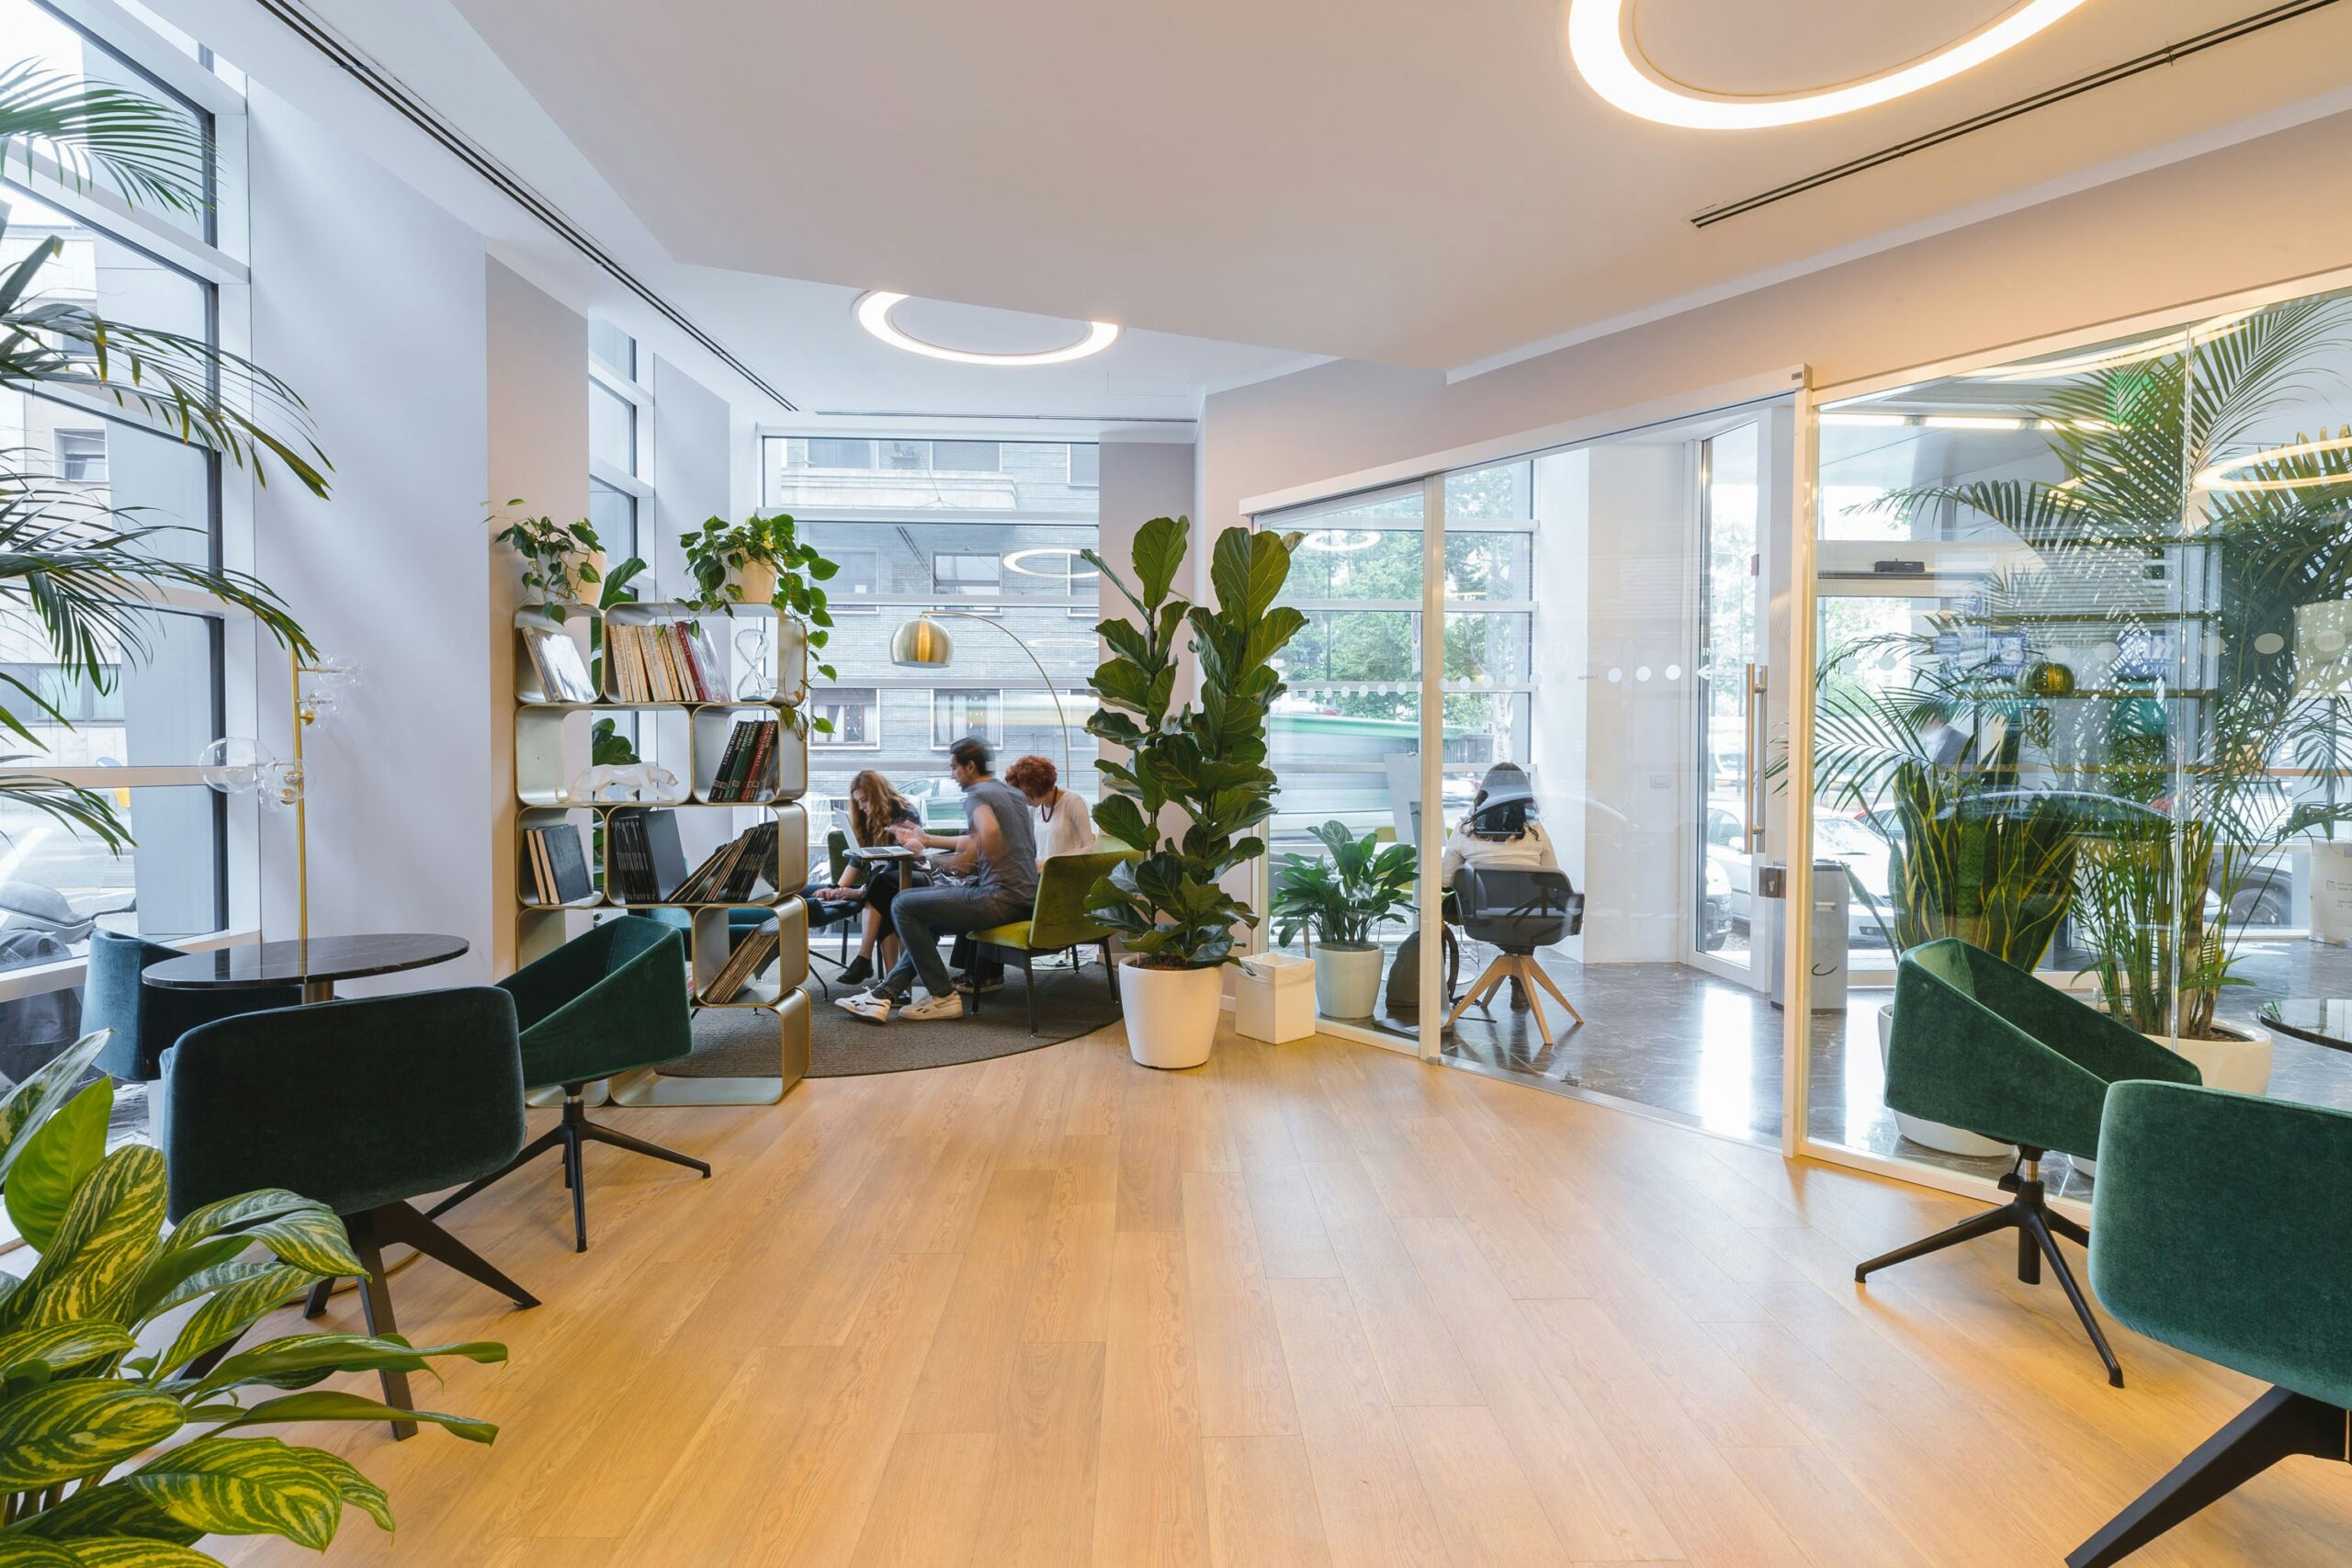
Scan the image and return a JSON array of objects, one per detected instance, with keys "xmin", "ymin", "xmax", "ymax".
[
  {"xmin": 0, "ymin": 0, "xmax": 249, "ymax": 1031},
  {"xmin": 763, "ymin": 438, "xmax": 1100, "ymax": 826}
]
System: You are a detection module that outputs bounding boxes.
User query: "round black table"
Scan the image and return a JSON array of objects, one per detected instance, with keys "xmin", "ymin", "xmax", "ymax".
[
  {"xmin": 143, "ymin": 933, "xmax": 469, "ymax": 1004},
  {"xmin": 2258, "ymin": 998, "xmax": 2352, "ymax": 1055}
]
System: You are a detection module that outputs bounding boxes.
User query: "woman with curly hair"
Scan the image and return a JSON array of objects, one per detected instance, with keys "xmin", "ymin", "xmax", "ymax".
[
  {"xmin": 1006, "ymin": 753, "xmax": 1096, "ymax": 862},
  {"xmin": 818, "ymin": 768, "xmax": 922, "ymax": 985}
]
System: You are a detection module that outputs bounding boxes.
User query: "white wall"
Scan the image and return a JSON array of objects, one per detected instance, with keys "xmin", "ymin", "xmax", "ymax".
[
  {"xmin": 1200, "ymin": 108, "xmax": 2352, "ymax": 531},
  {"xmin": 246, "ymin": 84, "xmax": 495, "ymax": 989}
]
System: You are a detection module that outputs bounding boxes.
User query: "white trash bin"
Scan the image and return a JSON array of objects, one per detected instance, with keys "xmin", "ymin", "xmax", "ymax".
[{"xmin": 1236, "ymin": 952, "xmax": 1316, "ymax": 1044}]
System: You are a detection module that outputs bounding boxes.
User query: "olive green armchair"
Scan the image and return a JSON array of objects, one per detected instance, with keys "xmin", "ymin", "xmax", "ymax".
[
  {"xmin": 1855, "ymin": 938, "xmax": 2199, "ymax": 1387},
  {"xmin": 2069, "ymin": 1082, "xmax": 2352, "ymax": 1566},
  {"xmin": 969, "ymin": 846, "xmax": 1139, "ymax": 1034}
]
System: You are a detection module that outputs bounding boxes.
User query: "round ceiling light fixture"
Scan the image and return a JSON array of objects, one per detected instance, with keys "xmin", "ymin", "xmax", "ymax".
[
  {"xmin": 2196, "ymin": 433, "xmax": 2352, "ymax": 493},
  {"xmin": 854, "ymin": 291, "xmax": 1120, "ymax": 366},
  {"xmin": 1003, "ymin": 546, "xmax": 1101, "ymax": 580},
  {"xmin": 1298, "ymin": 528, "xmax": 1384, "ymax": 554},
  {"xmin": 1564, "ymin": 0, "xmax": 2093, "ymax": 130}
]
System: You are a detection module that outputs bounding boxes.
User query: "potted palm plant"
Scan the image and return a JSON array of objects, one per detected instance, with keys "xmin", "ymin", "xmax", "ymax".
[
  {"xmin": 1860, "ymin": 296, "xmax": 2352, "ymax": 1097},
  {"xmin": 1271, "ymin": 819, "xmax": 1418, "ymax": 1019},
  {"xmin": 1, "ymin": 61, "xmax": 323, "ymax": 854},
  {"xmin": 1080, "ymin": 515, "xmax": 1305, "ymax": 1068}
]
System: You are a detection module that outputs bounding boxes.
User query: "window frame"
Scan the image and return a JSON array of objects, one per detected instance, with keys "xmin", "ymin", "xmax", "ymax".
[{"xmin": 931, "ymin": 686, "xmax": 1002, "ymax": 749}]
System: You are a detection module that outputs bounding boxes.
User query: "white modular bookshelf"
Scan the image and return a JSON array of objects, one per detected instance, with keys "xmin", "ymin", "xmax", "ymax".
[{"xmin": 514, "ymin": 600, "xmax": 815, "ymax": 1104}]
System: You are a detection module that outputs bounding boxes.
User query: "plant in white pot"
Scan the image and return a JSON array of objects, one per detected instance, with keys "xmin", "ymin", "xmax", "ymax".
[
  {"xmin": 1080, "ymin": 515, "xmax": 1304, "ymax": 1069},
  {"xmin": 1271, "ymin": 819, "xmax": 1417, "ymax": 1020}
]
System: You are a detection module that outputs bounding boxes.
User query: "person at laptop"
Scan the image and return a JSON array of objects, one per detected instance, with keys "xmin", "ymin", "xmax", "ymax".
[
  {"xmin": 838, "ymin": 738, "xmax": 1039, "ymax": 1023},
  {"xmin": 815, "ymin": 769, "xmax": 921, "ymax": 986},
  {"xmin": 1440, "ymin": 761, "xmax": 1558, "ymax": 1010}
]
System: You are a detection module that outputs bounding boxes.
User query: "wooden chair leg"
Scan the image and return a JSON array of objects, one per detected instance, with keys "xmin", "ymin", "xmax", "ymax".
[
  {"xmin": 1445, "ymin": 955, "xmax": 1511, "ymax": 1030},
  {"xmin": 1528, "ymin": 962, "xmax": 1582, "ymax": 1024},
  {"xmin": 1517, "ymin": 960, "xmax": 1556, "ymax": 1045}
]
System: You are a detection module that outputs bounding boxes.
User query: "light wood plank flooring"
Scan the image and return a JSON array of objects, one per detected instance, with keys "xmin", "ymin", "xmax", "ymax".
[{"xmin": 217, "ymin": 1021, "xmax": 2352, "ymax": 1567}]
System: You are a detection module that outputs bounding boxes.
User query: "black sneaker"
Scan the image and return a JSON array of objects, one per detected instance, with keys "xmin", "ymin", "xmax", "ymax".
[
  {"xmin": 840, "ymin": 954, "xmax": 875, "ymax": 985},
  {"xmin": 954, "ymin": 972, "xmax": 1005, "ymax": 996}
]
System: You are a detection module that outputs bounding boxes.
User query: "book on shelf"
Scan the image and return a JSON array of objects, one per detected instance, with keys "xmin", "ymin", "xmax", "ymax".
[
  {"xmin": 707, "ymin": 716, "xmax": 781, "ymax": 802},
  {"xmin": 521, "ymin": 625, "xmax": 597, "ymax": 704},
  {"xmin": 701, "ymin": 921, "xmax": 780, "ymax": 1003},
  {"xmin": 669, "ymin": 819, "xmax": 780, "ymax": 906},
  {"xmin": 520, "ymin": 822, "xmax": 595, "ymax": 905},
  {"xmin": 605, "ymin": 807, "xmax": 686, "ymax": 902},
  {"xmin": 683, "ymin": 620, "xmax": 726, "ymax": 701}
]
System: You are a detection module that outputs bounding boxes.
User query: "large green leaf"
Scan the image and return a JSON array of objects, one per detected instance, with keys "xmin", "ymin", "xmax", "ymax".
[
  {"xmin": 187, "ymin": 1334, "xmax": 504, "ymax": 1401},
  {"xmin": 0, "ymin": 1539, "xmax": 82, "ymax": 1566},
  {"xmin": 51, "ymin": 1540, "xmax": 223, "ymax": 1567},
  {"xmin": 6, "ymin": 1148, "xmax": 166, "ymax": 1332},
  {"xmin": 113, "ymin": 1438, "xmax": 351, "ymax": 1550},
  {"xmin": 0, "ymin": 1382, "xmax": 182, "ymax": 1491},
  {"xmin": 0, "ymin": 1321, "xmax": 137, "ymax": 1387},
  {"xmin": 6, "ymin": 1081, "xmax": 112, "ymax": 1254},
  {"xmin": 0, "ymin": 1035, "xmax": 109, "ymax": 1190},
  {"xmin": 202, "ymin": 1391, "xmax": 496, "ymax": 1445},
  {"xmin": 149, "ymin": 1265, "xmax": 313, "ymax": 1380},
  {"xmin": 1130, "ymin": 516, "xmax": 1188, "ymax": 610}
]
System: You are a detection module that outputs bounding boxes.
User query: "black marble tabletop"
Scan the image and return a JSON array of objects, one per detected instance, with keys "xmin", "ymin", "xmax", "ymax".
[
  {"xmin": 2259, "ymin": 998, "xmax": 2352, "ymax": 1054},
  {"xmin": 142, "ymin": 932, "xmax": 469, "ymax": 990}
]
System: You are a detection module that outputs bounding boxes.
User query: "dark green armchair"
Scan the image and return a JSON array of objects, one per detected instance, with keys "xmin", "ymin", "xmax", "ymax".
[
  {"xmin": 2068, "ymin": 1083, "xmax": 2352, "ymax": 1566},
  {"xmin": 1855, "ymin": 938, "xmax": 2199, "ymax": 1387},
  {"xmin": 164, "ymin": 987, "xmax": 537, "ymax": 1438},
  {"xmin": 969, "ymin": 846, "xmax": 1138, "ymax": 1035},
  {"xmin": 429, "ymin": 916, "xmax": 708, "ymax": 1251},
  {"xmin": 84, "ymin": 930, "xmax": 299, "ymax": 1083}
]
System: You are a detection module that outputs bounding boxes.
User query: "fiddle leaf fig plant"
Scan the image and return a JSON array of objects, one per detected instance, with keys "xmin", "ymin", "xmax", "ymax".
[
  {"xmin": 490, "ymin": 502, "xmax": 602, "ymax": 618},
  {"xmin": 1080, "ymin": 516, "xmax": 1306, "ymax": 968},
  {"xmin": 0, "ymin": 1032, "xmax": 503, "ymax": 1562},
  {"xmin": 1271, "ymin": 819, "xmax": 1418, "ymax": 950}
]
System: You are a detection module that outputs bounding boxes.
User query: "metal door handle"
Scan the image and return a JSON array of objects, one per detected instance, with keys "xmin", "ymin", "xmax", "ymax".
[{"xmin": 1744, "ymin": 662, "xmax": 1768, "ymax": 851}]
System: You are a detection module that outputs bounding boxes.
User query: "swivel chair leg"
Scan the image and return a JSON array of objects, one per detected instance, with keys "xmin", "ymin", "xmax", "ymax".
[
  {"xmin": 2069, "ymin": 1386, "xmax": 2350, "ymax": 1566},
  {"xmin": 1855, "ymin": 1151, "xmax": 2122, "ymax": 1387},
  {"xmin": 431, "ymin": 1091, "xmax": 710, "ymax": 1253}
]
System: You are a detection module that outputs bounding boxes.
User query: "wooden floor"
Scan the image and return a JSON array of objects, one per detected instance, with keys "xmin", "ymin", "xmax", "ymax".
[{"xmin": 218, "ymin": 1020, "xmax": 2352, "ymax": 1568}]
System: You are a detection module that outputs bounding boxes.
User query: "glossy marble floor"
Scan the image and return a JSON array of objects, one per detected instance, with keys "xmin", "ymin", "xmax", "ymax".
[{"xmin": 1395, "ymin": 937, "xmax": 2352, "ymax": 1190}]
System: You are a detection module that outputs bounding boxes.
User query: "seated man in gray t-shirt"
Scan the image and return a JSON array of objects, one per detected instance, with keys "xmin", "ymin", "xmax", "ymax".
[{"xmin": 837, "ymin": 737, "xmax": 1041, "ymax": 1023}]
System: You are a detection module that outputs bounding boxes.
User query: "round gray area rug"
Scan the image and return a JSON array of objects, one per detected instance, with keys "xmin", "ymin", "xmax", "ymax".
[{"xmin": 674, "ymin": 960, "xmax": 1123, "ymax": 1078}]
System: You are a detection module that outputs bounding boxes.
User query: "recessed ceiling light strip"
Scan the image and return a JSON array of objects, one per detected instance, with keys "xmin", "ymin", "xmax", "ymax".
[
  {"xmin": 1690, "ymin": 0, "xmax": 2343, "ymax": 229},
  {"xmin": 244, "ymin": 0, "xmax": 798, "ymax": 410}
]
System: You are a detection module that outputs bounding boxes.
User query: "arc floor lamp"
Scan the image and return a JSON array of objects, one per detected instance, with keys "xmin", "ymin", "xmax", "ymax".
[{"xmin": 888, "ymin": 612, "xmax": 1071, "ymax": 779}]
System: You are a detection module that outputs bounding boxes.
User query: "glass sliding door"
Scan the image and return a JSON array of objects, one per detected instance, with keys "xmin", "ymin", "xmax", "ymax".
[
  {"xmin": 1261, "ymin": 483, "xmax": 1428, "ymax": 1048},
  {"xmin": 1800, "ymin": 279, "xmax": 2352, "ymax": 1190},
  {"xmin": 1693, "ymin": 423, "xmax": 1762, "ymax": 976}
]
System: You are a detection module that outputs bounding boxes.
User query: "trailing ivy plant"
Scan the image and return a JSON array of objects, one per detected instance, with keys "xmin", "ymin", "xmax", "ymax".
[
  {"xmin": 489, "ymin": 502, "xmax": 603, "ymax": 618},
  {"xmin": 0, "ymin": 1034, "xmax": 501, "ymax": 1560},
  {"xmin": 679, "ymin": 513, "xmax": 838, "ymax": 673},
  {"xmin": 1080, "ymin": 516, "xmax": 1305, "ymax": 968}
]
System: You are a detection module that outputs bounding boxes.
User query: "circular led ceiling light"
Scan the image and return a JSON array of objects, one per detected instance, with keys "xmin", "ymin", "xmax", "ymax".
[
  {"xmin": 1298, "ymin": 529, "xmax": 1384, "ymax": 553},
  {"xmin": 1564, "ymin": 0, "xmax": 2094, "ymax": 130},
  {"xmin": 2196, "ymin": 433, "xmax": 2352, "ymax": 493},
  {"xmin": 1003, "ymin": 546, "xmax": 1100, "ymax": 580},
  {"xmin": 854, "ymin": 291, "xmax": 1120, "ymax": 366}
]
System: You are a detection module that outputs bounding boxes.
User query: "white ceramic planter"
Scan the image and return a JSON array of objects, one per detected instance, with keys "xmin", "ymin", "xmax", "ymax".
[
  {"xmin": 2150, "ymin": 1021, "xmax": 2273, "ymax": 1095},
  {"xmin": 1314, "ymin": 942, "xmax": 1384, "ymax": 1020},
  {"xmin": 1120, "ymin": 958, "xmax": 1222, "ymax": 1069},
  {"xmin": 1878, "ymin": 1003, "xmax": 2017, "ymax": 1158}
]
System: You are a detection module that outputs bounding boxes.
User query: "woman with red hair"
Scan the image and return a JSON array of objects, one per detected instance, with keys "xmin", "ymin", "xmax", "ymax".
[{"xmin": 1006, "ymin": 753, "xmax": 1096, "ymax": 862}]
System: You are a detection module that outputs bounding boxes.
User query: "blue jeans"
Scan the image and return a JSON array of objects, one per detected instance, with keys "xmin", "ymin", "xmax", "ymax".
[{"xmin": 880, "ymin": 883, "xmax": 1027, "ymax": 998}]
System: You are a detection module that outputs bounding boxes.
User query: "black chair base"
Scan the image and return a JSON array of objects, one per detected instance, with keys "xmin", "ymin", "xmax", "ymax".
[
  {"xmin": 298, "ymin": 1200, "xmax": 538, "ymax": 1439},
  {"xmin": 427, "ymin": 1089, "xmax": 710, "ymax": 1253},
  {"xmin": 972, "ymin": 941, "xmax": 1120, "ymax": 1036},
  {"xmin": 2069, "ymin": 1385, "xmax": 2351, "ymax": 1566},
  {"xmin": 1854, "ymin": 1150, "xmax": 2123, "ymax": 1388}
]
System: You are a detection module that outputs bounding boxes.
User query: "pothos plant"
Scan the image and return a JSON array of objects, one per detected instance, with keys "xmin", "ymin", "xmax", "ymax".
[
  {"xmin": 0, "ymin": 1033, "xmax": 501, "ymax": 1562},
  {"xmin": 679, "ymin": 512, "xmax": 839, "ymax": 678},
  {"xmin": 489, "ymin": 502, "xmax": 602, "ymax": 618},
  {"xmin": 1080, "ymin": 516, "xmax": 1306, "ymax": 968}
]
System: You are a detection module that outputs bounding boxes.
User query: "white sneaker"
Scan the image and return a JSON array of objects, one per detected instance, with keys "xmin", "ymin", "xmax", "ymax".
[
  {"xmin": 836, "ymin": 988, "xmax": 894, "ymax": 1022},
  {"xmin": 899, "ymin": 991, "xmax": 967, "ymax": 1021}
]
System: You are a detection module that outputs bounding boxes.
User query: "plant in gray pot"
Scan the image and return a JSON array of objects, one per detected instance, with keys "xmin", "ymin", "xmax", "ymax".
[{"xmin": 1271, "ymin": 819, "xmax": 1418, "ymax": 1021}]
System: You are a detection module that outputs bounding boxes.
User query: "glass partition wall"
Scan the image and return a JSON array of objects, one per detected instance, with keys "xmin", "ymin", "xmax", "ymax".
[
  {"xmin": 1800, "ymin": 279, "xmax": 2352, "ymax": 1191},
  {"xmin": 1255, "ymin": 406, "xmax": 1796, "ymax": 1143}
]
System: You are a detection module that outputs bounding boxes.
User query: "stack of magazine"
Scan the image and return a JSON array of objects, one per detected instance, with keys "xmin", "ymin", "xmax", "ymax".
[
  {"xmin": 520, "ymin": 625, "xmax": 597, "ymax": 704},
  {"xmin": 701, "ymin": 920, "xmax": 781, "ymax": 1003},
  {"xmin": 605, "ymin": 808, "xmax": 688, "ymax": 903},
  {"xmin": 669, "ymin": 819, "xmax": 780, "ymax": 906},
  {"xmin": 607, "ymin": 617, "xmax": 725, "ymax": 703}
]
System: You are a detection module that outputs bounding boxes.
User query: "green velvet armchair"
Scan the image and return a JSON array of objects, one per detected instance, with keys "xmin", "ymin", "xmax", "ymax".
[
  {"xmin": 164, "ymin": 987, "xmax": 537, "ymax": 1438},
  {"xmin": 429, "ymin": 917, "xmax": 708, "ymax": 1251},
  {"xmin": 969, "ymin": 846, "xmax": 1139, "ymax": 1035},
  {"xmin": 84, "ymin": 929, "xmax": 300, "ymax": 1084},
  {"xmin": 1855, "ymin": 938, "xmax": 2199, "ymax": 1387},
  {"xmin": 2068, "ymin": 1082, "xmax": 2352, "ymax": 1566}
]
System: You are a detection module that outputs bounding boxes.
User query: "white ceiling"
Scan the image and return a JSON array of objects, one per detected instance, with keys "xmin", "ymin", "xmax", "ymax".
[{"xmin": 429, "ymin": 0, "xmax": 2352, "ymax": 375}]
